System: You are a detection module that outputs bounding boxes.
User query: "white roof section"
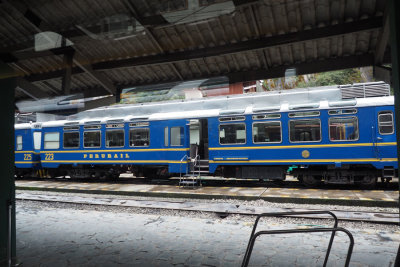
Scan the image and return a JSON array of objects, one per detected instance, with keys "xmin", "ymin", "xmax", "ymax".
[
  {"xmin": 32, "ymin": 82, "xmax": 394, "ymax": 128},
  {"xmin": 36, "ymin": 95, "xmax": 395, "ymax": 128}
]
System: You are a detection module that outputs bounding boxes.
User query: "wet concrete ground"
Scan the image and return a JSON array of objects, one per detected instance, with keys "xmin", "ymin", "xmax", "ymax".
[{"xmin": 16, "ymin": 201, "xmax": 399, "ymax": 267}]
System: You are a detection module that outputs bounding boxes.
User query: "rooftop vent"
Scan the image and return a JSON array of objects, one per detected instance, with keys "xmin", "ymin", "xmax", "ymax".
[{"xmin": 340, "ymin": 82, "xmax": 390, "ymax": 99}]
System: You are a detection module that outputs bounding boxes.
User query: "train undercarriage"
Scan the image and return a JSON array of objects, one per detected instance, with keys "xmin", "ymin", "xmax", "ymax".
[{"xmin": 16, "ymin": 164, "xmax": 396, "ymax": 188}]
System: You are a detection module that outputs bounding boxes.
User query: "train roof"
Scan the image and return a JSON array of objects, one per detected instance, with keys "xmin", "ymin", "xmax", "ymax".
[{"xmin": 33, "ymin": 94, "xmax": 394, "ymax": 128}]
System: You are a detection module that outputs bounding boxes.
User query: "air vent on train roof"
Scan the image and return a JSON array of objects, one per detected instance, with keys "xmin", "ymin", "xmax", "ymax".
[
  {"xmin": 130, "ymin": 116, "xmax": 149, "ymax": 121},
  {"xmin": 289, "ymin": 103, "xmax": 320, "ymax": 110},
  {"xmin": 219, "ymin": 109, "xmax": 245, "ymax": 115},
  {"xmin": 328, "ymin": 99, "xmax": 357, "ymax": 107},
  {"xmin": 106, "ymin": 119, "xmax": 124, "ymax": 123},
  {"xmin": 64, "ymin": 121, "xmax": 79, "ymax": 126},
  {"xmin": 252, "ymin": 106, "xmax": 280, "ymax": 113},
  {"xmin": 85, "ymin": 120, "xmax": 101, "ymax": 124}
]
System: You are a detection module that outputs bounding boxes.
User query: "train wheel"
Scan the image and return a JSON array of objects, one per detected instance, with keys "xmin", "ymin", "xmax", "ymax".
[
  {"xmin": 360, "ymin": 175, "xmax": 376, "ymax": 189},
  {"xmin": 302, "ymin": 175, "xmax": 319, "ymax": 187}
]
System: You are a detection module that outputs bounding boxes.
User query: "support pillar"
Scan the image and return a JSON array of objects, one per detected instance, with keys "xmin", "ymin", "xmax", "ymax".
[
  {"xmin": 0, "ymin": 62, "xmax": 16, "ymax": 265},
  {"xmin": 388, "ymin": 0, "xmax": 400, "ymax": 216}
]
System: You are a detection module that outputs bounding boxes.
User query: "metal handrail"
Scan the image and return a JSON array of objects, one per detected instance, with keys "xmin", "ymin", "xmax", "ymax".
[
  {"xmin": 242, "ymin": 227, "xmax": 354, "ymax": 267},
  {"xmin": 179, "ymin": 154, "xmax": 189, "ymax": 186},
  {"xmin": 193, "ymin": 154, "xmax": 201, "ymax": 187},
  {"xmin": 242, "ymin": 211, "xmax": 347, "ymax": 267}
]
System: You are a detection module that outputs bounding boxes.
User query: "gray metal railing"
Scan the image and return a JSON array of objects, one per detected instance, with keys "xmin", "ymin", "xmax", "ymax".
[{"xmin": 242, "ymin": 211, "xmax": 354, "ymax": 267}]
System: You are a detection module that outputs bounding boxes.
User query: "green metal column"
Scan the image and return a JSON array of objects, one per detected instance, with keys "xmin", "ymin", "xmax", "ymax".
[
  {"xmin": 389, "ymin": 0, "xmax": 400, "ymax": 215},
  {"xmin": 0, "ymin": 62, "xmax": 16, "ymax": 265}
]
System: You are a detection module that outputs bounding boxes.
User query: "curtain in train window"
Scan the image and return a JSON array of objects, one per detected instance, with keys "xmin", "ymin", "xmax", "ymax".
[
  {"xmin": 219, "ymin": 123, "xmax": 246, "ymax": 144},
  {"xmin": 106, "ymin": 130, "xmax": 124, "ymax": 147},
  {"xmin": 253, "ymin": 121, "xmax": 281, "ymax": 143},
  {"xmin": 289, "ymin": 119, "xmax": 321, "ymax": 142},
  {"xmin": 16, "ymin": 135, "xmax": 22, "ymax": 150},
  {"xmin": 170, "ymin": 127, "xmax": 184, "ymax": 146},
  {"xmin": 33, "ymin": 132, "xmax": 42, "ymax": 150},
  {"xmin": 84, "ymin": 131, "xmax": 101, "ymax": 148},
  {"xmin": 378, "ymin": 111, "xmax": 394, "ymax": 134},
  {"xmin": 64, "ymin": 132, "xmax": 79, "ymax": 148},
  {"xmin": 329, "ymin": 117, "xmax": 359, "ymax": 141},
  {"xmin": 130, "ymin": 128, "xmax": 150, "ymax": 147},
  {"xmin": 44, "ymin": 132, "xmax": 60, "ymax": 149}
]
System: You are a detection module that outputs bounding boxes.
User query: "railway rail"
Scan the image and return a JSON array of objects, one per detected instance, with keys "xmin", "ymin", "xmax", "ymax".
[
  {"xmin": 16, "ymin": 191, "xmax": 399, "ymax": 225},
  {"xmin": 15, "ymin": 175, "xmax": 399, "ymax": 190}
]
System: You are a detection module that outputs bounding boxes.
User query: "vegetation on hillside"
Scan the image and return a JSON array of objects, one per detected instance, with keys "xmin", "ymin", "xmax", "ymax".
[{"xmin": 261, "ymin": 67, "xmax": 374, "ymax": 91}]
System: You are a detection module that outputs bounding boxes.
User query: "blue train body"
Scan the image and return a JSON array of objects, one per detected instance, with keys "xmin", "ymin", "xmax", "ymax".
[
  {"xmin": 15, "ymin": 123, "xmax": 42, "ymax": 177},
  {"xmin": 14, "ymin": 93, "xmax": 398, "ymax": 186}
]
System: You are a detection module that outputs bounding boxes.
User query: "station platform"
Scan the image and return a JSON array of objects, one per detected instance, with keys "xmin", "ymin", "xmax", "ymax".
[
  {"xmin": 15, "ymin": 199, "xmax": 400, "ymax": 267},
  {"xmin": 15, "ymin": 178, "xmax": 399, "ymax": 207}
]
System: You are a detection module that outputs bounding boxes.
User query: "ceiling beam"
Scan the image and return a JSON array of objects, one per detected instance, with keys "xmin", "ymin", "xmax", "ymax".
[
  {"xmin": 16, "ymin": 78, "xmax": 50, "ymax": 100},
  {"xmin": 2, "ymin": 0, "xmax": 117, "ymax": 96},
  {"xmin": 114, "ymin": 53, "xmax": 378, "ymax": 89},
  {"xmin": 24, "ymin": 17, "xmax": 383, "ymax": 83},
  {"xmin": 74, "ymin": 62, "xmax": 116, "ymax": 95},
  {"xmin": 375, "ymin": 5, "xmax": 390, "ymax": 65},
  {"xmin": 0, "ymin": 46, "xmax": 74, "ymax": 63}
]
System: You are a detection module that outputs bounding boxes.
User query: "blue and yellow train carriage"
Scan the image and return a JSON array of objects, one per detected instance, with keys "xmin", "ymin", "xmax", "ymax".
[
  {"xmin": 39, "ymin": 115, "xmax": 190, "ymax": 179},
  {"xmin": 15, "ymin": 122, "xmax": 42, "ymax": 177},
  {"xmin": 36, "ymin": 92, "xmax": 397, "ymax": 186},
  {"xmin": 208, "ymin": 96, "xmax": 397, "ymax": 186}
]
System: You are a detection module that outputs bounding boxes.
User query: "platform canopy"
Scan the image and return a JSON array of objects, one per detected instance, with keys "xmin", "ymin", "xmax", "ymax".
[{"xmin": 0, "ymin": 0, "xmax": 392, "ymax": 103}]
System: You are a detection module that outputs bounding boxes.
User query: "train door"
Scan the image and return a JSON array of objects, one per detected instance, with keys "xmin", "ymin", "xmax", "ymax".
[
  {"xmin": 374, "ymin": 107, "xmax": 395, "ymax": 159},
  {"xmin": 189, "ymin": 119, "xmax": 209, "ymax": 160}
]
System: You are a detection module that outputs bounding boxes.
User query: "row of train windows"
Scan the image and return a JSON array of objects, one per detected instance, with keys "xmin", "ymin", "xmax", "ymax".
[
  {"xmin": 16, "ymin": 126, "xmax": 185, "ymax": 150},
  {"xmin": 219, "ymin": 112, "xmax": 394, "ymax": 144},
  {"xmin": 47, "ymin": 127, "xmax": 183, "ymax": 149},
  {"xmin": 15, "ymin": 112, "xmax": 394, "ymax": 150}
]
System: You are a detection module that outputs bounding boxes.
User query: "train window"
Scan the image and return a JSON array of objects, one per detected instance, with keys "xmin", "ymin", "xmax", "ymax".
[
  {"xmin": 64, "ymin": 132, "xmax": 80, "ymax": 148},
  {"xmin": 219, "ymin": 123, "xmax": 246, "ymax": 144},
  {"xmin": 130, "ymin": 122, "xmax": 149, "ymax": 127},
  {"xmin": 164, "ymin": 127, "xmax": 169, "ymax": 146},
  {"xmin": 106, "ymin": 130, "xmax": 124, "ymax": 147},
  {"xmin": 33, "ymin": 132, "xmax": 42, "ymax": 150},
  {"xmin": 84, "ymin": 131, "xmax": 101, "ymax": 148},
  {"xmin": 289, "ymin": 119, "xmax": 321, "ymax": 142},
  {"xmin": 44, "ymin": 132, "xmax": 60, "ymax": 149},
  {"xmin": 171, "ymin": 127, "xmax": 184, "ymax": 146},
  {"xmin": 329, "ymin": 117, "xmax": 359, "ymax": 141},
  {"xmin": 64, "ymin": 126, "xmax": 79, "ymax": 131},
  {"xmin": 219, "ymin": 116, "xmax": 245, "ymax": 122},
  {"xmin": 84, "ymin": 125, "xmax": 101, "ymax": 130},
  {"xmin": 106, "ymin": 123, "xmax": 124, "ymax": 128},
  {"xmin": 130, "ymin": 128, "xmax": 150, "ymax": 147},
  {"xmin": 252, "ymin": 114, "xmax": 281, "ymax": 120},
  {"xmin": 253, "ymin": 121, "xmax": 281, "ymax": 143},
  {"xmin": 328, "ymin": 109, "xmax": 357, "ymax": 115},
  {"xmin": 16, "ymin": 135, "xmax": 22, "ymax": 150},
  {"xmin": 378, "ymin": 111, "xmax": 394, "ymax": 135},
  {"xmin": 288, "ymin": 111, "xmax": 320, "ymax": 118}
]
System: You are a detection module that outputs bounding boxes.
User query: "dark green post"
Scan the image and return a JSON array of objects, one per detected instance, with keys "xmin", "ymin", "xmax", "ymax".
[
  {"xmin": 0, "ymin": 62, "xmax": 16, "ymax": 265},
  {"xmin": 389, "ymin": 0, "xmax": 400, "ymax": 216}
]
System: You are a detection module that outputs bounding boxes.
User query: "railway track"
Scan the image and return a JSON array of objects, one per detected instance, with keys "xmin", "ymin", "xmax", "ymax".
[
  {"xmin": 16, "ymin": 175, "xmax": 399, "ymax": 190},
  {"xmin": 16, "ymin": 191, "xmax": 399, "ymax": 225}
]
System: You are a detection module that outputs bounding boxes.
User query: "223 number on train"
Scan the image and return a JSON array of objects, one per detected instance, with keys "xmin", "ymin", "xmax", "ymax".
[
  {"xmin": 23, "ymin": 154, "xmax": 32, "ymax": 161},
  {"xmin": 45, "ymin": 153, "xmax": 54, "ymax": 161}
]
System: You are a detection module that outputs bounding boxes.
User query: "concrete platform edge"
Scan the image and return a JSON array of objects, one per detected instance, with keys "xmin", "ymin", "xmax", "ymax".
[{"xmin": 16, "ymin": 186, "xmax": 399, "ymax": 208}]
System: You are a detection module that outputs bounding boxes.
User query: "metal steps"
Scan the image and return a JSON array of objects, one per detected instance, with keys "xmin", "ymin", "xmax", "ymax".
[{"xmin": 179, "ymin": 157, "xmax": 209, "ymax": 188}]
